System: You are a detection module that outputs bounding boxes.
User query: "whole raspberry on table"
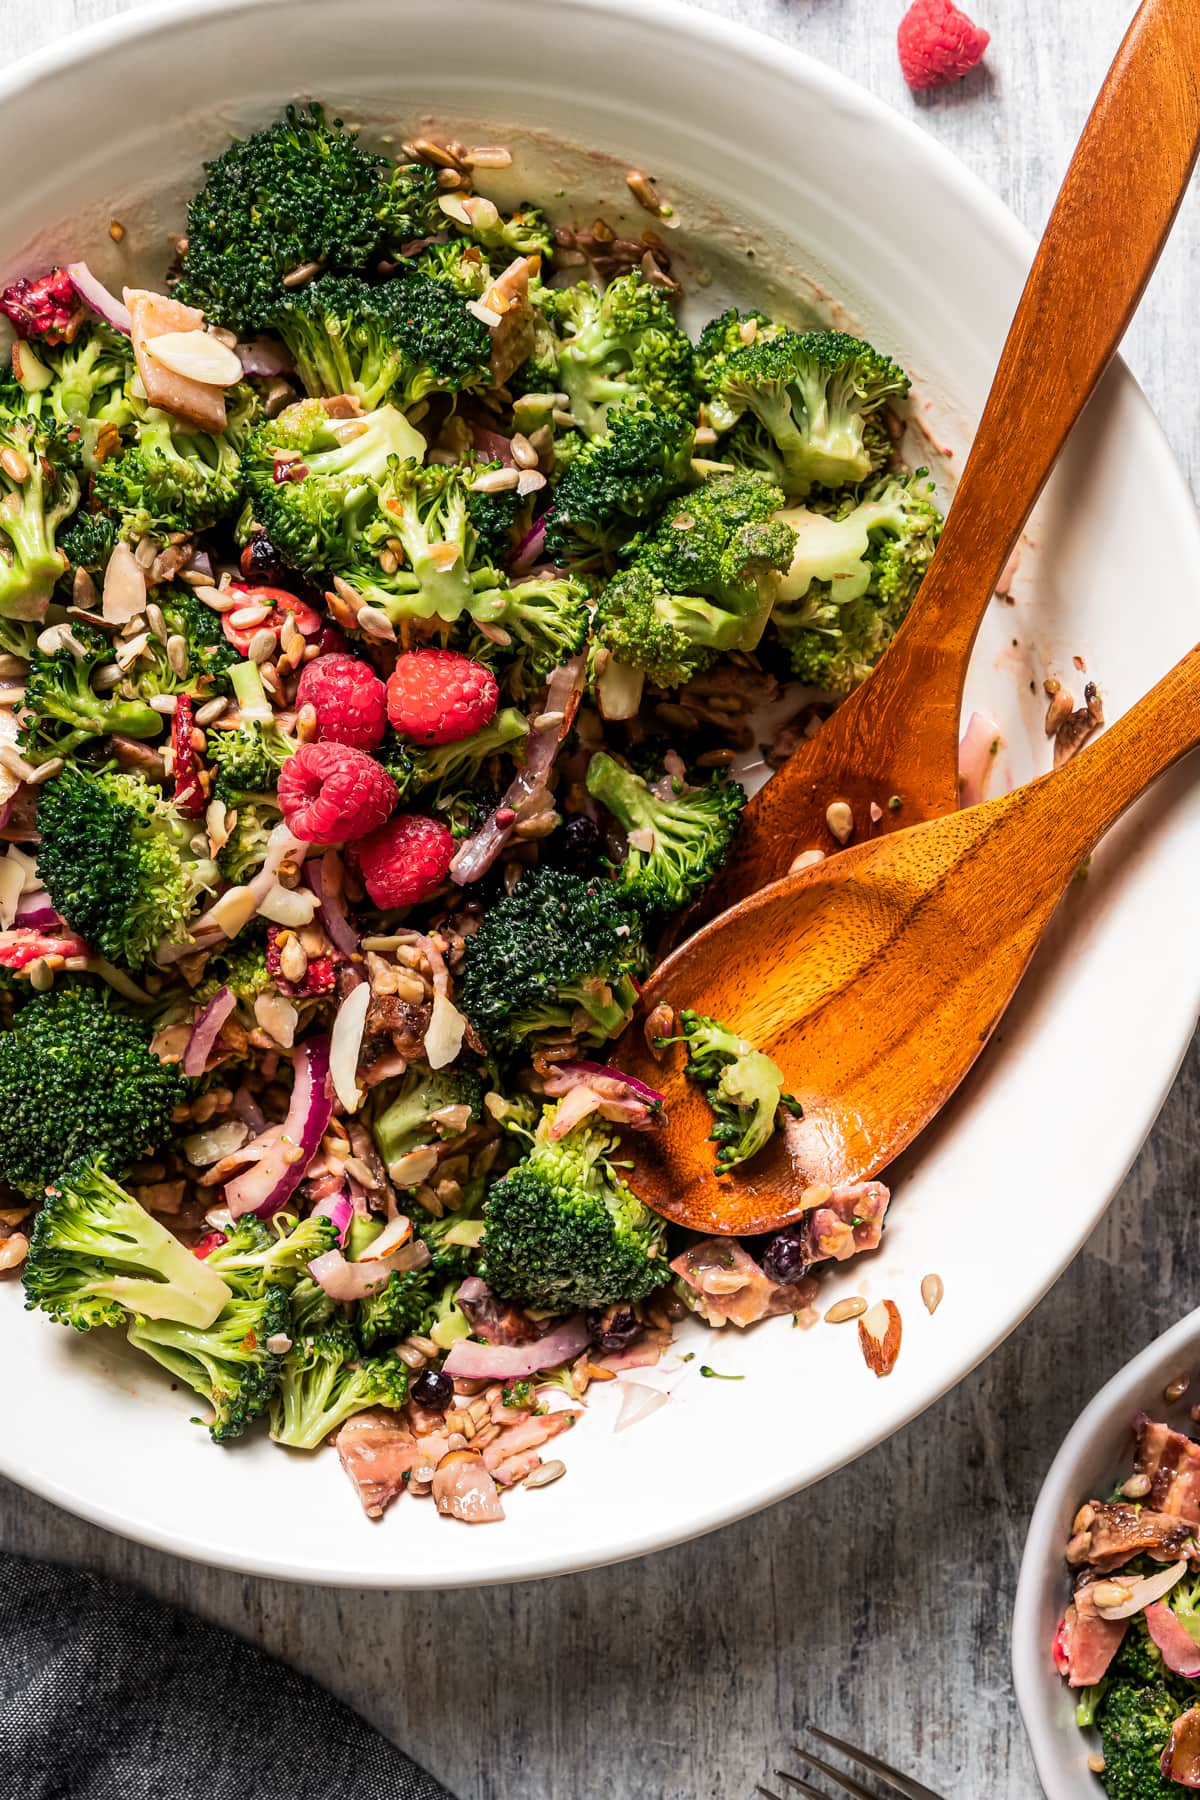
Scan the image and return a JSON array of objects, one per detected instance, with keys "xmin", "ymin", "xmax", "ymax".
[
  {"xmin": 898, "ymin": 0, "xmax": 989, "ymax": 90},
  {"xmin": 277, "ymin": 741, "xmax": 397, "ymax": 844},
  {"xmin": 296, "ymin": 653, "xmax": 388, "ymax": 750},
  {"xmin": 386, "ymin": 648, "xmax": 499, "ymax": 747},
  {"xmin": 355, "ymin": 813, "xmax": 456, "ymax": 909}
]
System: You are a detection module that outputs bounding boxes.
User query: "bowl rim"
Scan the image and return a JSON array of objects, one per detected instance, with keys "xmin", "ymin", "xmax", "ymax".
[
  {"xmin": 1012, "ymin": 1307, "xmax": 1200, "ymax": 1796},
  {"xmin": 2, "ymin": 0, "xmax": 1199, "ymax": 1589}
]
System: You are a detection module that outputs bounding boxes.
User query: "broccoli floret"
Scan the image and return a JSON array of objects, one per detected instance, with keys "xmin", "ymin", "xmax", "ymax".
[
  {"xmin": 667, "ymin": 1009, "xmax": 801, "ymax": 1174},
  {"xmin": 694, "ymin": 308, "xmax": 785, "ymax": 432},
  {"xmin": 480, "ymin": 1106, "xmax": 669, "ymax": 1312},
  {"xmin": 708, "ymin": 329, "xmax": 910, "ymax": 497},
  {"xmin": 19, "ymin": 618, "xmax": 162, "ymax": 760},
  {"xmin": 128, "ymin": 1284, "xmax": 289, "ymax": 1442},
  {"xmin": 176, "ymin": 103, "xmax": 440, "ymax": 334},
  {"xmin": 204, "ymin": 1211, "xmax": 338, "ymax": 1299},
  {"xmin": 290, "ymin": 1272, "xmax": 338, "ymax": 1336},
  {"xmin": 371, "ymin": 1064, "xmax": 484, "ymax": 1179},
  {"xmin": 456, "ymin": 198, "xmax": 554, "ymax": 265},
  {"xmin": 458, "ymin": 865, "xmax": 646, "ymax": 1054},
  {"xmin": 242, "ymin": 398, "xmax": 424, "ymax": 576},
  {"xmin": 414, "ymin": 238, "xmax": 491, "ymax": 299},
  {"xmin": 482, "ymin": 577, "xmax": 590, "ymax": 686},
  {"xmin": 772, "ymin": 471, "xmax": 943, "ymax": 695},
  {"xmin": 0, "ymin": 987, "xmax": 186, "ymax": 1198},
  {"xmin": 152, "ymin": 585, "xmax": 243, "ymax": 693},
  {"xmin": 93, "ymin": 389, "xmax": 256, "ymax": 540},
  {"xmin": 22, "ymin": 1157, "xmax": 230, "ymax": 1330},
  {"xmin": 544, "ymin": 274, "xmax": 696, "ymax": 437},
  {"xmin": 0, "ymin": 411, "xmax": 79, "ymax": 622},
  {"xmin": 585, "ymin": 751, "xmax": 745, "ymax": 915},
  {"xmin": 272, "ymin": 271, "xmax": 491, "ymax": 412},
  {"xmin": 218, "ymin": 796, "xmax": 285, "ymax": 883},
  {"xmin": 36, "ymin": 324, "xmax": 136, "ymax": 465},
  {"xmin": 592, "ymin": 472, "xmax": 796, "ymax": 686},
  {"xmin": 1095, "ymin": 1680, "xmax": 1182, "ymax": 1800},
  {"xmin": 466, "ymin": 471, "xmax": 524, "ymax": 569},
  {"xmin": 192, "ymin": 939, "xmax": 271, "ymax": 1008},
  {"xmin": 57, "ymin": 505, "xmax": 117, "ymax": 579},
  {"xmin": 381, "ymin": 707, "xmax": 528, "ymax": 837},
  {"xmin": 356, "ymin": 1267, "xmax": 438, "ymax": 1350},
  {"xmin": 349, "ymin": 459, "xmax": 503, "ymax": 624},
  {"xmin": 543, "ymin": 403, "xmax": 696, "ymax": 564},
  {"xmin": 269, "ymin": 1320, "xmax": 409, "ymax": 1449},
  {"xmin": 37, "ymin": 766, "xmax": 219, "ymax": 968},
  {"xmin": 207, "ymin": 719, "xmax": 296, "ymax": 803}
]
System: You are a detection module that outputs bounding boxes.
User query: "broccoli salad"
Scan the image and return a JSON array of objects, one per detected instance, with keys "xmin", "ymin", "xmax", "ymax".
[
  {"xmin": 1056, "ymin": 1417, "xmax": 1200, "ymax": 1793},
  {"xmin": 0, "ymin": 105, "xmax": 940, "ymax": 1524}
]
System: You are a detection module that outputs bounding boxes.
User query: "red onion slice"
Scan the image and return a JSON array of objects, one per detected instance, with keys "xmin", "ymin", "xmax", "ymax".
[
  {"xmin": 308, "ymin": 1236, "xmax": 431, "ymax": 1301},
  {"xmin": 14, "ymin": 889, "xmax": 61, "ymax": 929},
  {"xmin": 230, "ymin": 1085, "xmax": 266, "ymax": 1135},
  {"xmin": 510, "ymin": 517, "xmax": 546, "ymax": 575},
  {"xmin": 450, "ymin": 655, "xmax": 585, "ymax": 885},
  {"xmin": 469, "ymin": 420, "xmax": 515, "ymax": 465},
  {"xmin": 236, "ymin": 336, "xmax": 294, "ymax": 377},
  {"xmin": 442, "ymin": 1316, "xmax": 590, "ymax": 1380},
  {"xmin": 303, "ymin": 853, "xmax": 359, "ymax": 956},
  {"xmin": 66, "ymin": 262, "xmax": 132, "ymax": 335},
  {"xmin": 225, "ymin": 1037, "xmax": 333, "ymax": 1219},
  {"xmin": 312, "ymin": 1189, "xmax": 354, "ymax": 1247},
  {"xmin": 1146, "ymin": 1600, "xmax": 1200, "ymax": 1674},
  {"xmin": 183, "ymin": 985, "xmax": 236, "ymax": 1078}
]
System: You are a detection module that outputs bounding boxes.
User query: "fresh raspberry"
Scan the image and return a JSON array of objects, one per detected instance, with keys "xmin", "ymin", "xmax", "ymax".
[
  {"xmin": 265, "ymin": 923, "xmax": 338, "ymax": 996},
  {"xmin": 296, "ymin": 654, "xmax": 388, "ymax": 750},
  {"xmin": 277, "ymin": 741, "xmax": 396, "ymax": 845},
  {"xmin": 386, "ymin": 648, "xmax": 498, "ymax": 747},
  {"xmin": 897, "ymin": 0, "xmax": 989, "ymax": 89},
  {"xmin": 0, "ymin": 267, "xmax": 86, "ymax": 342},
  {"xmin": 356, "ymin": 813, "xmax": 456, "ymax": 909}
]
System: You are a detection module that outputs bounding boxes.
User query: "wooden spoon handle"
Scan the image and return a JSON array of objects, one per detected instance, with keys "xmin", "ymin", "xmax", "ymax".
[{"xmin": 849, "ymin": 0, "xmax": 1200, "ymax": 757}]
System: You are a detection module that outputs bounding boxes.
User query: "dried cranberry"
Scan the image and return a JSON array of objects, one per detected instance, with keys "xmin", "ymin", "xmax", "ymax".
[
  {"xmin": 586, "ymin": 1306, "xmax": 642, "ymax": 1353},
  {"xmin": 557, "ymin": 814, "xmax": 602, "ymax": 874},
  {"xmin": 411, "ymin": 1368, "xmax": 454, "ymax": 1412},
  {"xmin": 761, "ymin": 1223, "xmax": 811, "ymax": 1286},
  {"xmin": 239, "ymin": 533, "xmax": 283, "ymax": 582}
]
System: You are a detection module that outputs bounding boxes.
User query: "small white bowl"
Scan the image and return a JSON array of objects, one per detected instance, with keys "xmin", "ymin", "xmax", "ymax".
[{"xmin": 1013, "ymin": 1308, "xmax": 1200, "ymax": 1797}]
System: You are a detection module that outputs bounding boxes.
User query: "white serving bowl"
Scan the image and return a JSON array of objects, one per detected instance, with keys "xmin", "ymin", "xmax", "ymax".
[
  {"xmin": 1013, "ymin": 1310, "xmax": 1200, "ymax": 1798},
  {"xmin": 2, "ymin": 0, "xmax": 1199, "ymax": 1589}
]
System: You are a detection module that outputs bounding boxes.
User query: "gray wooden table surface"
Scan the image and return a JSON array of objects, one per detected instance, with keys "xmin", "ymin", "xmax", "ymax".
[{"xmin": 3, "ymin": 3, "xmax": 1198, "ymax": 1796}]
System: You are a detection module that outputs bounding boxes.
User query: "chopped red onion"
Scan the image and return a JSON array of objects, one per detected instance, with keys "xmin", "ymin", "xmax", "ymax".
[
  {"xmin": 442, "ymin": 1316, "xmax": 590, "ymax": 1379},
  {"xmin": 14, "ymin": 889, "xmax": 60, "ymax": 929},
  {"xmin": 312, "ymin": 1189, "xmax": 354, "ymax": 1247},
  {"xmin": 510, "ymin": 517, "xmax": 546, "ymax": 575},
  {"xmin": 236, "ymin": 336, "xmax": 294, "ymax": 377},
  {"xmin": 230, "ymin": 1086, "xmax": 266, "ymax": 1135},
  {"xmin": 541, "ymin": 1061, "xmax": 664, "ymax": 1136},
  {"xmin": 303, "ymin": 853, "xmax": 359, "ymax": 956},
  {"xmin": 469, "ymin": 420, "xmax": 515, "ymax": 465},
  {"xmin": 185, "ymin": 547, "xmax": 214, "ymax": 581},
  {"xmin": 308, "ymin": 1236, "xmax": 431, "ymax": 1302},
  {"xmin": 65, "ymin": 262, "xmax": 132, "ymax": 335},
  {"xmin": 225, "ymin": 1037, "xmax": 333, "ymax": 1219},
  {"xmin": 450, "ymin": 655, "xmax": 585, "ymax": 885},
  {"xmin": 183, "ymin": 985, "xmax": 236, "ymax": 1078}
]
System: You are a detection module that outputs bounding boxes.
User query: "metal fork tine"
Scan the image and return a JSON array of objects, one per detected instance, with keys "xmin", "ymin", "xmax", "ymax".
[
  {"xmin": 808, "ymin": 1728, "xmax": 944, "ymax": 1800},
  {"xmin": 788, "ymin": 1750, "xmax": 875, "ymax": 1800},
  {"xmin": 773, "ymin": 1773, "xmax": 829, "ymax": 1800}
]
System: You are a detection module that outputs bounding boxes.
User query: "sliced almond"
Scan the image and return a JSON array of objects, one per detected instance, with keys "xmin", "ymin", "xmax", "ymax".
[
  {"xmin": 102, "ymin": 541, "xmax": 148, "ymax": 624},
  {"xmin": 858, "ymin": 1299, "xmax": 902, "ymax": 1377},
  {"xmin": 144, "ymin": 330, "xmax": 243, "ymax": 387}
]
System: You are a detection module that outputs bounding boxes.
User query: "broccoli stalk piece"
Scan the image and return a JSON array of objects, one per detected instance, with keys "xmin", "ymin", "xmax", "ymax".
[
  {"xmin": 585, "ymin": 751, "xmax": 745, "ymax": 915},
  {"xmin": 480, "ymin": 1106, "xmax": 669, "ymax": 1312},
  {"xmin": 544, "ymin": 274, "xmax": 696, "ymax": 437},
  {"xmin": 711, "ymin": 329, "xmax": 910, "ymax": 497},
  {"xmin": 242, "ymin": 398, "xmax": 425, "ymax": 577},
  {"xmin": 370, "ymin": 1064, "xmax": 484, "ymax": 1181},
  {"xmin": 544, "ymin": 402, "xmax": 697, "ymax": 565},
  {"xmin": 37, "ymin": 766, "xmax": 219, "ymax": 968},
  {"xmin": 271, "ymin": 272, "xmax": 492, "ymax": 412},
  {"xmin": 350, "ymin": 460, "xmax": 503, "ymax": 624},
  {"xmin": 128, "ymin": 1284, "xmax": 290, "ymax": 1442},
  {"xmin": 23, "ymin": 1159, "xmax": 231, "ymax": 1331},
  {"xmin": 458, "ymin": 865, "xmax": 647, "ymax": 1054},
  {"xmin": 668, "ymin": 1010, "xmax": 801, "ymax": 1175},
  {"xmin": 94, "ymin": 389, "xmax": 256, "ymax": 540},
  {"xmin": 772, "ymin": 472, "xmax": 943, "ymax": 695},
  {"xmin": 0, "ymin": 986, "xmax": 186, "ymax": 1198},
  {"xmin": 176, "ymin": 103, "xmax": 441, "ymax": 334},
  {"xmin": 591, "ymin": 471, "xmax": 796, "ymax": 687},
  {"xmin": 1096, "ymin": 1680, "xmax": 1182, "ymax": 1800},
  {"xmin": 268, "ymin": 1321, "xmax": 410, "ymax": 1449},
  {"xmin": 0, "ymin": 412, "xmax": 79, "ymax": 621},
  {"xmin": 20, "ymin": 618, "xmax": 162, "ymax": 760}
]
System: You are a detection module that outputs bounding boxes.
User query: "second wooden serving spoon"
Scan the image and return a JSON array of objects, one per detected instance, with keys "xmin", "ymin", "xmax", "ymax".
[
  {"xmin": 694, "ymin": 0, "xmax": 1200, "ymax": 923},
  {"xmin": 617, "ymin": 642, "xmax": 1200, "ymax": 1235}
]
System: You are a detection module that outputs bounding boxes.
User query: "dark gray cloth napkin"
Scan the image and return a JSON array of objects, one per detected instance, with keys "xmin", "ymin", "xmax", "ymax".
[{"xmin": 0, "ymin": 1553, "xmax": 456, "ymax": 1800}]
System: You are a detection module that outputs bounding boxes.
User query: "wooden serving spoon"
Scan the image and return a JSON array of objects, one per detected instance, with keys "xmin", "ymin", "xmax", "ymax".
[
  {"xmin": 618, "ymin": 643, "xmax": 1200, "ymax": 1235},
  {"xmin": 696, "ymin": 0, "xmax": 1200, "ymax": 923}
]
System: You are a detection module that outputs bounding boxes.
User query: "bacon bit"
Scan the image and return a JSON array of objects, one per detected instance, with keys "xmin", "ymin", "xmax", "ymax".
[
  {"xmin": 858, "ymin": 1299, "xmax": 902, "ymax": 1376},
  {"xmin": 171, "ymin": 696, "xmax": 205, "ymax": 817}
]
